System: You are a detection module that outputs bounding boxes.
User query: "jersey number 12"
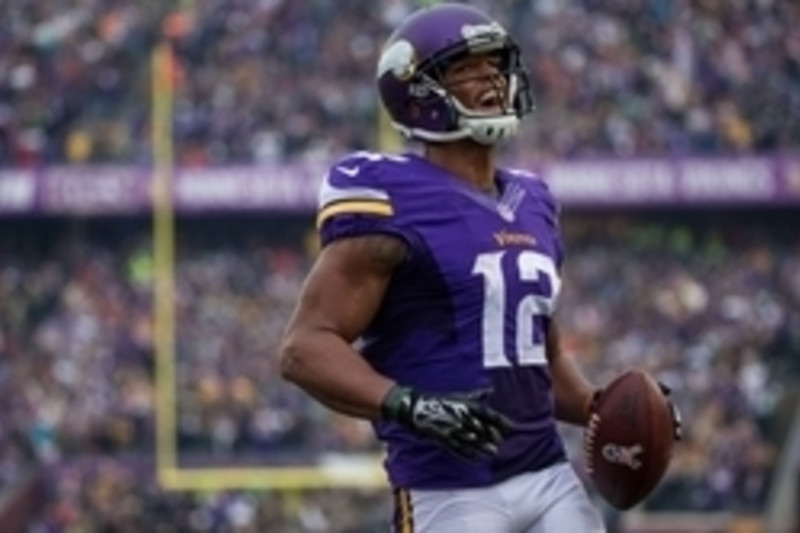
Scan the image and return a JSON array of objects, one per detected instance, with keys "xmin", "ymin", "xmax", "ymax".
[{"xmin": 472, "ymin": 250, "xmax": 561, "ymax": 369}]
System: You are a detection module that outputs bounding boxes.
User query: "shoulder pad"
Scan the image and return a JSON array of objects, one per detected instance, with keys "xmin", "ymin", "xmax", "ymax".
[{"xmin": 317, "ymin": 151, "xmax": 411, "ymax": 228}]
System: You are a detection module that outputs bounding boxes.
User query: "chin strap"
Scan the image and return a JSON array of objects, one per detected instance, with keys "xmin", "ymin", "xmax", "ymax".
[
  {"xmin": 402, "ymin": 71, "xmax": 522, "ymax": 146},
  {"xmin": 460, "ymin": 114, "xmax": 520, "ymax": 145}
]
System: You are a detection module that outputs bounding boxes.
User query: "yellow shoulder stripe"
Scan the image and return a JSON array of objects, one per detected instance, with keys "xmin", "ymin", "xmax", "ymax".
[{"xmin": 316, "ymin": 199, "xmax": 394, "ymax": 228}]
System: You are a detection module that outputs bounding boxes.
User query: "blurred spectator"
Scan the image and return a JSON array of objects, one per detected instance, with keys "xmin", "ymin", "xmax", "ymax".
[
  {"xmin": 0, "ymin": 209, "xmax": 797, "ymax": 530},
  {"xmin": 29, "ymin": 459, "xmax": 392, "ymax": 533},
  {"xmin": 1, "ymin": 0, "xmax": 798, "ymax": 167},
  {"xmin": 1, "ymin": 3, "xmax": 799, "ymax": 529}
]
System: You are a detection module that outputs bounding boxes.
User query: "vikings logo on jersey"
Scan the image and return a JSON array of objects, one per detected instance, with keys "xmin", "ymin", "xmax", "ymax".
[{"xmin": 317, "ymin": 151, "xmax": 567, "ymax": 489}]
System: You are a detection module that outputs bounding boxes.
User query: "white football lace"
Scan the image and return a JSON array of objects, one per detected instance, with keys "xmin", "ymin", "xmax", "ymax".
[{"xmin": 584, "ymin": 412, "xmax": 601, "ymax": 475}]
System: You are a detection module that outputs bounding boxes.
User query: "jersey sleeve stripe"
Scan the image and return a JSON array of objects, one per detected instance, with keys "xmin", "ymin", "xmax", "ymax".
[
  {"xmin": 318, "ymin": 180, "xmax": 390, "ymax": 208},
  {"xmin": 316, "ymin": 199, "xmax": 394, "ymax": 228}
]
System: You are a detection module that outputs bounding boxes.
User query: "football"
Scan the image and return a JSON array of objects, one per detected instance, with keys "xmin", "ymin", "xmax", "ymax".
[{"xmin": 584, "ymin": 369, "xmax": 675, "ymax": 510}]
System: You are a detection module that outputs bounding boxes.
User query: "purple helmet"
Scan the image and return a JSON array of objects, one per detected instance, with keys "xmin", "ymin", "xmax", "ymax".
[{"xmin": 376, "ymin": 3, "xmax": 534, "ymax": 145}]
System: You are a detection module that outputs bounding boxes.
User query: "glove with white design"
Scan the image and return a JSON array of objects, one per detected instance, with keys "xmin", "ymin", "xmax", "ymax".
[{"xmin": 381, "ymin": 385, "xmax": 515, "ymax": 461}]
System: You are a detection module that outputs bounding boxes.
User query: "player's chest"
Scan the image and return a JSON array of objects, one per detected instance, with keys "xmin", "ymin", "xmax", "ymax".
[
  {"xmin": 416, "ymin": 183, "xmax": 558, "ymax": 260},
  {"xmin": 412, "ymin": 183, "xmax": 561, "ymax": 299}
]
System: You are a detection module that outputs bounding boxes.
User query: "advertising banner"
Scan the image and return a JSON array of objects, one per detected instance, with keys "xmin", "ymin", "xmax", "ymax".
[{"xmin": 1, "ymin": 156, "xmax": 797, "ymax": 215}]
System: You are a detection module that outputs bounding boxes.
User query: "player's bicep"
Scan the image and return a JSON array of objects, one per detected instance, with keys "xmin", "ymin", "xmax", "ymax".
[{"xmin": 288, "ymin": 234, "xmax": 407, "ymax": 342}]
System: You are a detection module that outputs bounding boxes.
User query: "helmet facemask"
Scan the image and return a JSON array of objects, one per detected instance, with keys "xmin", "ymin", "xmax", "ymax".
[
  {"xmin": 376, "ymin": 5, "xmax": 535, "ymax": 145},
  {"xmin": 418, "ymin": 41, "xmax": 534, "ymax": 145}
]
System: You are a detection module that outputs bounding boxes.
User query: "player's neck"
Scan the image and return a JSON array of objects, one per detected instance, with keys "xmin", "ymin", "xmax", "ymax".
[{"xmin": 424, "ymin": 140, "xmax": 497, "ymax": 196}]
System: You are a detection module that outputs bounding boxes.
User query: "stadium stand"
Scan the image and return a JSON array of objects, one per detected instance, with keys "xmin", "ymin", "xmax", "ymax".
[
  {"xmin": 1, "ymin": 0, "xmax": 797, "ymax": 166},
  {"xmin": 1, "ymin": 0, "xmax": 798, "ymax": 531},
  {"xmin": 0, "ymin": 211, "xmax": 796, "ymax": 530}
]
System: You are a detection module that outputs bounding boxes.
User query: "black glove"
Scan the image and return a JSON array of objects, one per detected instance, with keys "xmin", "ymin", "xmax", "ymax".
[
  {"xmin": 381, "ymin": 385, "xmax": 515, "ymax": 461},
  {"xmin": 656, "ymin": 381, "xmax": 683, "ymax": 441}
]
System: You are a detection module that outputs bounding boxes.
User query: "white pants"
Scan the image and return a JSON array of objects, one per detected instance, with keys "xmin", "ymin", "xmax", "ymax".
[{"xmin": 394, "ymin": 462, "xmax": 606, "ymax": 533}]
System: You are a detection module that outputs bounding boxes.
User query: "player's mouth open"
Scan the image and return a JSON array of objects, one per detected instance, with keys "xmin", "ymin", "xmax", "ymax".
[{"xmin": 477, "ymin": 91, "xmax": 502, "ymax": 111}]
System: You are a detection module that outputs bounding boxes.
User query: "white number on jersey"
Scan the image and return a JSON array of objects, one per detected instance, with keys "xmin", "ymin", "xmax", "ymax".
[{"xmin": 472, "ymin": 250, "xmax": 561, "ymax": 368}]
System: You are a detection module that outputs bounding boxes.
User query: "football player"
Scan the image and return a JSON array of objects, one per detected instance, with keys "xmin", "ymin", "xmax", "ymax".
[{"xmin": 282, "ymin": 4, "xmax": 605, "ymax": 532}]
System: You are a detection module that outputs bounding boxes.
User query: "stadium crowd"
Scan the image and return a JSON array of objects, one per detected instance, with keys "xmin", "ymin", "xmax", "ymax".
[
  {"xmin": 0, "ymin": 212, "xmax": 797, "ymax": 530},
  {"xmin": 1, "ymin": 0, "xmax": 798, "ymax": 166},
  {"xmin": 1, "ymin": 0, "xmax": 799, "ymax": 530},
  {"xmin": 31, "ymin": 459, "xmax": 392, "ymax": 532}
]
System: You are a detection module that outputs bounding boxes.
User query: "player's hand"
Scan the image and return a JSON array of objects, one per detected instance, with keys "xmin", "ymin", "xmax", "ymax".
[
  {"xmin": 381, "ymin": 385, "xmax": 515, "ymax": 461},
  {"xmin": 656, "ymin": 381, "xmax": 683, "ymax": 441}
]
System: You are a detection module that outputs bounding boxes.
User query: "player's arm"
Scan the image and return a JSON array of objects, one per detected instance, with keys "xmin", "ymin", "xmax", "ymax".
[
  {"xmin": 282, "ymin": 153, "xmax": 514, "ymax": 459},
  {"xmin": 279, "ymin": 231, "xmax": 514, "ymax": 459},
  {"xmin": 546, "ymin": 319, "xmax": 598, "ymax": 426},
  {"xmin": 279, "ymin": 234, "xmax": 405, "ymax": 420}
]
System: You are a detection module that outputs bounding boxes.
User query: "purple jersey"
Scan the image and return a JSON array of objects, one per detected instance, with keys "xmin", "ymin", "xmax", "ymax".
[{"xmin": 317, "ymin": 151, "xmax": 567, "ymax": 489}]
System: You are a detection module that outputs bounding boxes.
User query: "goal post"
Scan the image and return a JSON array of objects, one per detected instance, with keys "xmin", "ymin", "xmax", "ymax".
[{"xmin": 150, "ymin": 39, "xmax": 386, "ymax": 492}]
